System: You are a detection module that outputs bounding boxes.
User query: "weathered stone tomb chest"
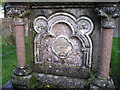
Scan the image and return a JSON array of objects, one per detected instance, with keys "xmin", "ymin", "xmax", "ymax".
[{"xmin": 5, "ymin": 2, "xmax": 120, "ymax": 88}]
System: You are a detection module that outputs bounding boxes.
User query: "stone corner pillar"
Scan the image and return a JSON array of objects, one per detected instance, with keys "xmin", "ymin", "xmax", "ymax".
[
  {"xmin": 91, "ymin": 4, "xmax": 120, "ymax": 89},
  {"xmin": 5, "ymin": 5, "xmax": 32, "ymax": 77}
]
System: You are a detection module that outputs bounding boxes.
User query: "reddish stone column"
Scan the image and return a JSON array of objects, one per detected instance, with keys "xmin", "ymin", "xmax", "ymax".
[
  {"xmin": 14, "ymin": 24, "xmax": 26, "ymax": 67},
  {"xmin": 99, "ymin": 29, "xmax": 114, "ymax": 78},
  {"xmin": 7, "ymin": 6, "xmax": 27, "ymax": 68},
  {"xmin": 92, "ymin": 5, "xmax": 120, "ymax": 88},
  {"xmin": 6, "ymin": 6, "xmax": 32, "ymax": 76}
]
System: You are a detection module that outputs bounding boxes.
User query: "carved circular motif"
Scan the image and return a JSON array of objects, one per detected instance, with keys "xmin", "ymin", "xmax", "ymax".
[
  {"xmin": 77, "ymin": 16, "xmax": 94, "ymax": 34},
  {"xmin": 34, "ymin": 16, "xmax": 47, "ymax": 33},
  {"xmin": 79, "ymin": 20, "xmax": 90, "ymax": 30}
]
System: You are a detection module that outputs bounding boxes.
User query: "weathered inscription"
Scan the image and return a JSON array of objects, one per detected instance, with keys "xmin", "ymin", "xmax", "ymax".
[{"xmin": 52, "ymin": 37, "xmax": 73, "ymax": 59}]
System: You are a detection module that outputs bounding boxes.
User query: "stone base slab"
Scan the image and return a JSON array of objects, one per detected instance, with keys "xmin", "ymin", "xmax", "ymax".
[
  {"xmin": 11, "ymin": 73, "xmax": 89, "ymax": 88},
  {"xmin": 90, "ymin": 76, "xmax": 115, "ymax": 89},
  {"xmin": 11, "ymin": 74, "xmax": 31, "ymax": 88},
  {"xmin": 34, "ymin": 73, "xmax": 89, "ymax": 88}
]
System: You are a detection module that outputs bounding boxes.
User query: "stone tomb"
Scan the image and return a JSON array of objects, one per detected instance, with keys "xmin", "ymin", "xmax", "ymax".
[{"xmin": 5, "ymin": 2, "xmax": 120, "ymax": 88}]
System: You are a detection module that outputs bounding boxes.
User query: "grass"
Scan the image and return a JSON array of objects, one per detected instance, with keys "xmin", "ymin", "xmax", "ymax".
[
  {"xmin": 111, "ymin": 37, "xmax": 120, "ymax": 87},
  {"xmin": 1, "ymin": 37, "xmax": 120, "ymax": 87},
  {"xmin": 1, "ymin": 37, "xmax": 29, "ymax": 85},
  {"xmin": 2, "ymin": 45, "xmax": 17, "ymax": 85},
  {"xmin": 0, "ymin": 38, "xmax": 2, "ymax": 86}
]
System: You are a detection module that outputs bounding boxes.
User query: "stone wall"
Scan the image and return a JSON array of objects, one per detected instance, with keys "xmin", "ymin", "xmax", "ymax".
[{"xmin": 0, "ymin": 18, "xmax": 13, "ymax": 38}]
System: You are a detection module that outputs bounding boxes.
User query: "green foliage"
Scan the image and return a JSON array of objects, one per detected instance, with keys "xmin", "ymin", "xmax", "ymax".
[
  {"xmin": 86, "ymin": 72, "xmax": 96, "ymax": 85},
  {"xmin": 0, "ymin": 0, "xmax": 5, "ymax": 5},
  {"xmin": 0, "ymin": 38, "xmax": 2, "ymax": 86},
  {"xmin": 0, "ymin": 0, "xmax": 6, "ymax": 8},
  {"xmin": 28, "ymin": 75, "xmax": 38, "ymax": 88},
  {"xmin": 111, "ymin": 38, "xmax": 120, "ymax": 86},
  {"xmin": 45, "ymin": 84, "xmax": 51, "ymax": 88},
  {"xmin": 28, "ymin": 74, "xmax": 54, "ymax": 88}
]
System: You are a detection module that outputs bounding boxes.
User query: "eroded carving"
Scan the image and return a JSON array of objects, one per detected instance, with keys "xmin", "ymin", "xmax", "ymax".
[
  {"xmin": 77, "ymin": 16, "xmax": 94, "ymax": 34},
  {"xmin": 33, "ymin": 16, "xmax": 47, "ymax": 33},
  {"xmin": 6, "ymin": 6, "xmax": 29, "ymax": 25},
  {"xmin": 34, "ymin": 12, "xmax": 94, "ymax": 68},
  {"xmin": 96, "ymin": 7, "xmax": 120, "ymax": 29},
  {"xmin": 6, "ymin": 6, "xmax": 29, "ymax": 18},
  {"xmin": 52, "ymin": 36, "xmax": 73, "ymax": 59}
]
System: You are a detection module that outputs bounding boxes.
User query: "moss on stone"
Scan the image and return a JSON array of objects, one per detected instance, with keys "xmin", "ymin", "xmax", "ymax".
[
  {"xmin": 28, "ymin": 75, "xmax": 39, "ymax": 88},
  {"xmin": 34, "ymin": 61, "xmax": 90, "ymax": 79}
]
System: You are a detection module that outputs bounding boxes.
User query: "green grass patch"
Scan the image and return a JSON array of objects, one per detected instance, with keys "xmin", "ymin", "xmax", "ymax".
[
  {"xmin": 2, "ymin": 37, "xmax": 29, "ymax": 85},
  {"xmin": 0, "ymin": 38, "xmax": 2, "ymax": 55},
  {"xmin": 2, "ymin": 46, "xmax": 17, "ymax": 85},
  {"xmin": 111, "ymin": 37, "xmax": 120, "ymax": 86},
  {"xmin": 0, "ymin": 38, "xmax": 2, "ymax": 86}
]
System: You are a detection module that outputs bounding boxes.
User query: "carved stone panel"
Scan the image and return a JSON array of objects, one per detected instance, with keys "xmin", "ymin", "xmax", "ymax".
[{"xmin": 33, "ymin": 12, "xmax": 94, "ymax": 77}]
